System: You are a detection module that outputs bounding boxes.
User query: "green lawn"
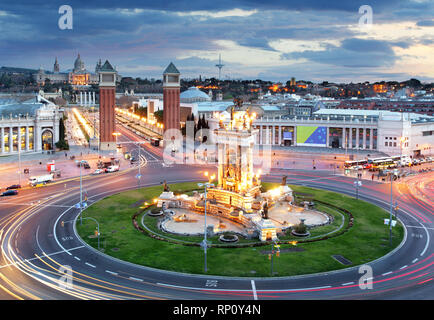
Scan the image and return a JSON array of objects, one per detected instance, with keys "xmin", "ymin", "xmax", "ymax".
[{"xmin": 76, "ymin": 182, "xmax": 404, "ymax": 277}]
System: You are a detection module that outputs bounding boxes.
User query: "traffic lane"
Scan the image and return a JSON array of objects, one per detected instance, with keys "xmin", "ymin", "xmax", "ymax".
[
  {"xmin": 2, "ymin": 165, "xmax": 430, "ymax": 300},
  {"xmin": 10, "ymin": 166, "xmax": 218, "ymax": 299},
  {"xmin": 117, "ymin": 125, "xmax": 162, "ymax": 161},
  {"xmin": 258, "ymin": 177, "xmax": 433, "ymax": 299},
  {"xmin": 35, "ymin": 170, "xmax": 428, "ymax": 300}
]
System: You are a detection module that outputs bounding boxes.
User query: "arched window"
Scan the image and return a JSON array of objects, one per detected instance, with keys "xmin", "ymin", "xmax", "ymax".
[{"xmin": 42, "ymin": 130, "xmax": 53, "ymax": 150}]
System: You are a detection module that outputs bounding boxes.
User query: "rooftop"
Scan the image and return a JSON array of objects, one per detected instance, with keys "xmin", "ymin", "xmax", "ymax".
[{"xmin": 163, "ymin": 62, "xmax": 180, "ymax": 74}]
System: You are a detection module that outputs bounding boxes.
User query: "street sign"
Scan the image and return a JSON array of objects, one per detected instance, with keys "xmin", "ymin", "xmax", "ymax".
[
  {"xmin": 75, "ymin": 202, "xmax": 88, "ymax": 209},
  {"xmin": 200, "ymin": 239, "xmax": 211, "ymax": 250},
  {"xmin": 136, "ymin": 174, "xmax": 142, "ymax": 179},
  {"xmin": 384, "ymin": 219, "xmax": 397, "ymax": 227}
]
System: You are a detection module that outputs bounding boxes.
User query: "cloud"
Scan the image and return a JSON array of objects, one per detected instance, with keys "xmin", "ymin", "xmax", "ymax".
[
  {"xmin": 416, "ymin": 20, "xmax": 434, "ymax": 27},
  {"xmin": 0, "ymin": 1, "xmax": 432, "ymax": 82},
  {"xmin": 282, "ymin": 38, "xmax": 398, "ymax": 68}
]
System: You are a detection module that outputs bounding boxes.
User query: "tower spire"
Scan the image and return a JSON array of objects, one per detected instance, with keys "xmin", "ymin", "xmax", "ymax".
[{"xmin": 215, "ymin": 54, "xmax": 224, "ymax": 80}]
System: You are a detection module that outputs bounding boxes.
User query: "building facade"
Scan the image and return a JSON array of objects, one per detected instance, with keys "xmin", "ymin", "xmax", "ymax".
[
  {"xmin": 33, "ymin": 55, "xmax": 113, "ymax": 86},
  {"xmin": 0, "ymin": 95, "xmax": 61, "ymax": 154},
  {"xmin": 208, "ymin": 109, "xmax": 434, "ymax": 157}
]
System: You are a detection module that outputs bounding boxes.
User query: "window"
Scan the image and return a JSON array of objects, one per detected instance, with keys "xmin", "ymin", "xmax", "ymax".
[
  {"xmin": 101, "ymin": 74, "xmax": 114, "ymax": 82},
  {"xmin": 393, "ymin": 142, "xmax": 397, "ymax": 147},
  {"xmin": 385, "ymin": 142, "xmax": 388, "ymax": 147}
]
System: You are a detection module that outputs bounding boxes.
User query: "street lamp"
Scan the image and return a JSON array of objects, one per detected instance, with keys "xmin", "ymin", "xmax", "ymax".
[
  {"xmin": 78, "ymin": 159, "xmax": 87, "ymax": 225},
  {"xmin": 81, "ymin": 217, "xmax": 100, "ymax": 250},
  {"xmin": 354, "ymin": 147, "xmax": 362, "ymax": 200},
  {"xmin": 197, "ymin": 172, "xmax": 215, "ymax": 273},
  {"xmin": 388, "ymin": 168, "xmax": 399, "ymax": 246}
]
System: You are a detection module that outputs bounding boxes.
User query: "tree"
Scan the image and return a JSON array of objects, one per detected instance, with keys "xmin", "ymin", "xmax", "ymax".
[
  {"xmin": 59, "ymin": 118, "xmax": 65, "ymax": 141},
  {"xmin": 154, "ymin": 110, "xmax": 163, "ymax": 123}
]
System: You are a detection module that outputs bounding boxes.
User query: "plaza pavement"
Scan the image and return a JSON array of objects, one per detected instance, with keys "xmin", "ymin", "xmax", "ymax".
[{"xmin": 0, "ymin": 145, "xmax": 130, "ymax": 189}]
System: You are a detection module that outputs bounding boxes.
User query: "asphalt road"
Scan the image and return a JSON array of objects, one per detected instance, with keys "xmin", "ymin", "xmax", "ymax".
[{"xmin": 0, "ymin": 126, "xmax": 432, "ymax": 300}]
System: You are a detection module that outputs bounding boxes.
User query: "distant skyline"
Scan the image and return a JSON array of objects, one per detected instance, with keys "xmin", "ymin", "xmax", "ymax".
[{"xmin": 0, "ymin": 0, "xmax": 433, "ymax": 83}]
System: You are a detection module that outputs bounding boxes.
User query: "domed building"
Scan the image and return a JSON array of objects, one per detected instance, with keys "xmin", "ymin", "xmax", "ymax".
[
  {"xmin": 73, "ymin": 53, "xmax": 85, "ymax": 73},
  {"xmin": 180, "ymin": 86, "xmax": 212, "ymax": 103},
  {"xmin": 34, "ymin": 54, "xmax": 119, "ymax": 87}
]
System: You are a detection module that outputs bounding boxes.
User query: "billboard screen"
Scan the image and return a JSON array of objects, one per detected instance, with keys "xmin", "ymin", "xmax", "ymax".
[{"xmin": 296, "ymin": 126, "xmax": 327, "ymax": 146}]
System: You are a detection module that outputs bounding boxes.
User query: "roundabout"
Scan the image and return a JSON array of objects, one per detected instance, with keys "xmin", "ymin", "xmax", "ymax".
[
  {"xmin": 75, "ymin": 181, "xmax": 404, "ymax": 278},
  {"xmin": 0, "ymin": 127, "xmax": 432, "ymax": 300}
]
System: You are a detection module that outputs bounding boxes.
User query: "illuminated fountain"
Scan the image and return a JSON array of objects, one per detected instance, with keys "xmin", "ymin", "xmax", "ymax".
[{"xmin": 155, "ymin": 103, "xmax": 328, "ymax": 241}]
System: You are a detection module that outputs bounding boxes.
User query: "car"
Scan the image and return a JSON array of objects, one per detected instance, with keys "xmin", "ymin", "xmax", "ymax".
[
  {"xmin": 6, "ymin": 184, "xmax": 21, "ymax": 190},
  {"xmin": 1, "ymin": 190, "xmax": 18, "ymax": 196},
  {"xmin": 106, "ymin": 165, "xmax": 119, "ymax": 173},
  {"xmin": 92, "ymin": 169, "xmax": 104, "ymax": 175}
]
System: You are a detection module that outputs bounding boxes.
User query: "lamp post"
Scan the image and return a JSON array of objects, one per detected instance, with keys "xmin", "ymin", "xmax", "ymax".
[
  {"xmin": 198, "ymin": 172, "xmax": 215, "ymax": 273},
  {"xmin": 354, "ymin": 147, "xmax": 362, "ymax": 200},
  {"xmin": 81, "ymin": 217, "xmax": 100, "ymax": 250},
  {"xmin": 136, "ymin": 141, "xmax": 142, "ymax": 189},
  {"xmin": 78, "ymin": 160, "xmax": 86, "ymax": 225},
  {"xmin": 388, "ymin": 168, "xmax": 399, "ymax": 246},
  {"xmin": 18, "ymin": 145, "xmax": 21, "ymax": 185}
]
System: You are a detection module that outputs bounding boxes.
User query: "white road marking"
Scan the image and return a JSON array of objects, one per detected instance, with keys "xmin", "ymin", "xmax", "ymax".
[
  {"xmin": 157, "ymin": 282, "xmax": 332, "ymax": 293},
  {"xmin": 0, "ymin": 246, "xmax": 84, "ymax": 269},
  {"xmin": 74, "ymin": 256, "xmax": 81, "ymax": 261},
  {"xmin": 85, "ymin": 262, "xmax": 96, "ymax": 268},
  {"xmin": 105, "ymin": 270, "xmax": 118, "ymax": 276},
  {"xmin": 341, "ymin": 282, "xmax": 355, "ymax": 286},
  {"xmin": 382, "ymin": 271, "xmax": 393, "ymax": 276},
  {"xmin": 400, "ymin": 265, "xmax": 408, "ymax": 270},
  {"xmin": 129, "ymin": 276, "xmax": 143, "ymax": 282},
  {"xmin": 412, "ymin": 258, "xmax": 419, "ymax": 263},
  {"xmin": 406, "ymin": 226, "xmax": 434, "ymax": 230},
  {"xmin": 251, "ymin": 280, "xmax": 258, "ymax": 300}
]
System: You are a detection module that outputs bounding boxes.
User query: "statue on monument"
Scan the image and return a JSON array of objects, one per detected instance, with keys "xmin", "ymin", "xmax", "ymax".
[
  {"xmin": 281, "ymin": 175, "xmax": 287, "ymax": 186},
  {"xmin": 262, "ymin": 201, "xmax": 269, "ymax": 219},
  {"xmin": 163, "ymin": 180, "xmax": 170, "ymax": 192}
]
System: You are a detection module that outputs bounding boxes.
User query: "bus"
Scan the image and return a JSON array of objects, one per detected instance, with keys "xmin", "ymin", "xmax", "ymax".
[
  {"xmin": 371, "ymin": 158, "xmax": 397, "ymax": 171},
  {"xmin": 344, "ymin": 160, "xmax": 368, "ymax": 169},
  {"xmin": 366, "ymin": 157, "xmax": 389, "ymax": 170}
]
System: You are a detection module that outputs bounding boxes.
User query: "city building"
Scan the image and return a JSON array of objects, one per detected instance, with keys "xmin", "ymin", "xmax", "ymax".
[
  {"xmin": 180, "ymin": 86, "xmax": 212, "ymax": 103},
  {"xmin": 0, "ymin": 94, "xmax": 62, "ymax": 154},
  {"xmin": 208, "ymin": 108, "xmax": 434, "ymax": 157},
  {"xmin": 33, "ymin": 54, "xmax": 121, "ymax": 87}
]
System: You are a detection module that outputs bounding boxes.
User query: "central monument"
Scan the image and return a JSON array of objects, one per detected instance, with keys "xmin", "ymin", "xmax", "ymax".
[
  {"xmin": 207, "ymin": 107, "xmax": 261, "ymax": 213},
  {"xmin": 155, "ymin": 100, "xmax": 311, "ymax": 242}
]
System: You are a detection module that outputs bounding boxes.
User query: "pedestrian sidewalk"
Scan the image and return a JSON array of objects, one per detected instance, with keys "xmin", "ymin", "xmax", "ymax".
[{"xmin": 0, "ymin": 145, "xmax": 131, "ymax": 189}]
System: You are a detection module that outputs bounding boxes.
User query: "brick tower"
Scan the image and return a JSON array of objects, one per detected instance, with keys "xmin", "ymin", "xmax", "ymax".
[
  {"xmin": 163, "ymin": 62, "xmax": 180, "ymax": 135},
  {"xmin": 98, "ymin": 60, "xmax": 117, "ymax": 151}
]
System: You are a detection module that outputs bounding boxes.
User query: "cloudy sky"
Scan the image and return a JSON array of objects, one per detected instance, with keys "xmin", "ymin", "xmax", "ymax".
[{"xmin": 0, "ymin": 0, "xmax": 433, "ymax": 83}]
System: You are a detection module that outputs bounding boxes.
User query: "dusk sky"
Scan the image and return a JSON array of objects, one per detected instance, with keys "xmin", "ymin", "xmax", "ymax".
[{"xmin": 0, "ymin": 0, "xmax": 433, "ymax": 83}]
